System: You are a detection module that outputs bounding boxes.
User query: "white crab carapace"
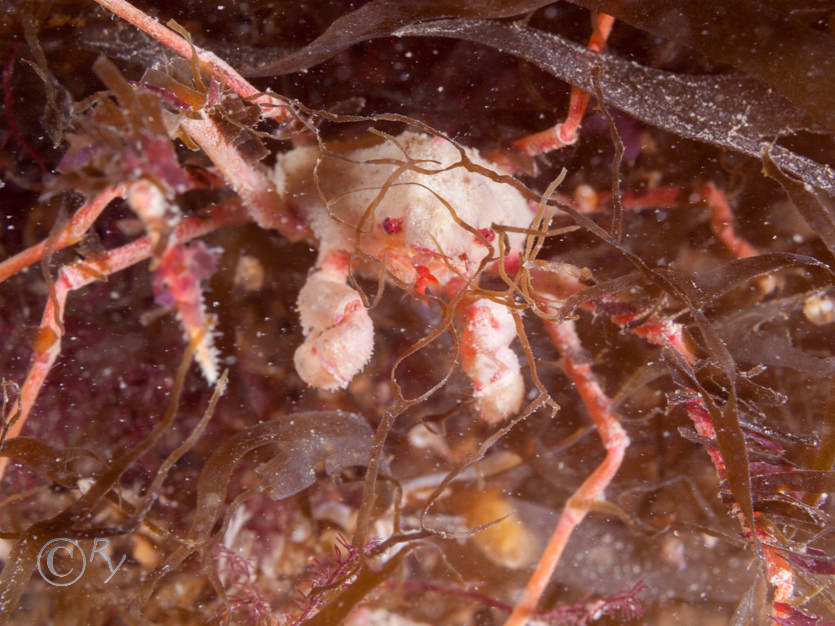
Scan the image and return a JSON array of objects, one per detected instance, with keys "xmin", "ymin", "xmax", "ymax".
[{"xmin": 274, "ymin": 131, "xmax": 533, "ymax": 421}]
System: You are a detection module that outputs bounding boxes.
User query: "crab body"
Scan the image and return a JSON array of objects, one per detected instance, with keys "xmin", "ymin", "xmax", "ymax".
[
  {"xmin": 275, "ymin": 131, "xmax": 532, "ymax": 418},
  {"xmin": 275, "ymin": 132, "xmax": 531, "ymax": 287}
]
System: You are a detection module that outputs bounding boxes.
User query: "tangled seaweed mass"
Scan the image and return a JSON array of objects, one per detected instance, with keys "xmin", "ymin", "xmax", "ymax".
[{"xmin": 1, "ymin": 1, "xmax": 834, "ymax": 624}]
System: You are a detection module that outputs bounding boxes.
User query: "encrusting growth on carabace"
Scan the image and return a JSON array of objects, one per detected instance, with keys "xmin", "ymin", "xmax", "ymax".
[{"xmin": 277, "ymin": 131, "xmax": 531, "ymax": 420}]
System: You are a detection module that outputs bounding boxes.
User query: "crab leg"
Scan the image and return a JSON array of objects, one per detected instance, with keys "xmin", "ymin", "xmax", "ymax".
[
  {"xmin": 505, "ymin": 317, "xmax": 629, "ymax": 626},
  {"xmin": 492, "ymin": 12, "xmax": 615, "ymax": 167},
  {"xmin": 678, "ymin": 396, "xmax": 795, "ymax": 618},
  {"xmin": 574, "ymin": 183, "xmax": 767, "ymax": 277},
  {"xmin": 0, "ymin": 185, "xmax": 123, "ymax": 284},
  {"xmin": 531, "ymin": 267, "xmax": 795, "ymax": 620},
  {"xmin": 90, "ymin": 0, "xmax": 310, "ymax": 240},
  {"xmin": 179, "ymin": 116, "xmax": 308, "ymax": 239},
  {"xmin": 152, "ymin": 241, "xmax": 222, "ymax": 384},
  {"xmin": 93, "ymin": 0, "xmax": 292, "ymax": 122},
  {"xmin": 0, "ymin": 202, "xmax": 244, "ymax": 480},
  {"xmin": 701, "ymin": 182, "xmax": 760, "ymax": 261}
]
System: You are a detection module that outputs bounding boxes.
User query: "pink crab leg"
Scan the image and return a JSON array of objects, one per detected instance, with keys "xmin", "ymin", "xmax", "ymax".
[
  {"xmin": 505, "ymin": 317, "xmax": 629, "ymax": 626},
  {"xmin": 178, "ymin": 116, "xmax": 308, "ymax": 239},
  {"xmin": 531, "ymin": 269, "xmax": 795, "ymax": 618},
  {"xmin": 152, "ymin": 241, "xmax": 221, "ymax": 384},
  {"xmin": 568, "ymin": 182, "xmax": 774, "ymax": 292},
  {"xmin": 507, "ymin": 13, "xmax": 615, "ymax": 160},
  {"xmin": 0, "ymin": 201, "xmax": 245, "ymax": 480},
  {"xmin": 293, "ymin": 250, "xmax": 374, "ymax": 390},
  {"xmin": 621, "ymin": 317, "xmax": 793, "ymax": 615},
  {"xmin": 529, "ymin": 264, "xmax": 696, "ymax": 360},
  {"xmin": 701, "ymin": 182, "xmax": 759, "ymax": 260},
  {"xmin": 91, "ymin": 0, "xmax": 310, "ymax": 240},
  {"xmin": 125, "ymin": 179, "xmax": 222, "ymax": 382},
  {"xmin": 575, "ymin": 182, "xmax": 762, "ymax": 259},
  {"xmin": 679, "ymin": 395, "xmax": 795, "ymax": 616},
  {"xmin": 0, "ymin": 185, "xmax": 124, "ymax": 284},
  {"xmin": 92, "ymin": 0, "xmax": 292, "ymax": 122}
]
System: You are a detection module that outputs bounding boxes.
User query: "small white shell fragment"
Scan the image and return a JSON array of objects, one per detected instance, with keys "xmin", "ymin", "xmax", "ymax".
[
  {"xmin": 804, "ymin": 292, "xmax": 835, "ymax": 326},
  {"xmin": 233, "ymin": 254, "xmax": 265, "ymax": 291}
]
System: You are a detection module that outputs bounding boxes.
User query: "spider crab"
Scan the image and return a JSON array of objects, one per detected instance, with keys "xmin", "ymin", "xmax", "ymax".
[
  {"xmin": 0, "ymin": 1, "xmax": 819, "ymax": 624},
  {"xmin": 277, "ymin": 130, "xmax": 532, "ymax": 422}
]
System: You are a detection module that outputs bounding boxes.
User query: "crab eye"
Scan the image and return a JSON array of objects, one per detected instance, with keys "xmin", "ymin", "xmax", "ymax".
[
  {"xmin": 479, "ymin": 228, "xmax": 496, "ymax": 243},
  {"xmin": 382, "ymin": 217, "xmax": 403, "ymax": 234}
]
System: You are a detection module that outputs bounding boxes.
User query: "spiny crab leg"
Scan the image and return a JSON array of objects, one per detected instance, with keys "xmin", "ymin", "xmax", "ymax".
[
  {"xmin": 0, "ymin": 185, "xmax": 124, "ymax": 284},
  {"xmin": 504, "ymin": 317, "xmax": 629, "ymax": 626},
  {"xmin": 93, "ymin": 0, "xmax": 309, "ymax": 240},
  {"xmin": 0, "ymin": 201, "xmax": 245, "ymax": 481},
  {"xmin": 178, "ymin": 116, "xmax": 307, "ymax": 237},
  {"xmin": 151, "ymin": 241, "xmax": 222, "ymax": 385},
  {"xmin": 677, "ymin": 395, "xmax": 795, "ymax": 615},
  {"xmin": 125, "ymin": 179, "xmax": 223, "ymax": 383}
]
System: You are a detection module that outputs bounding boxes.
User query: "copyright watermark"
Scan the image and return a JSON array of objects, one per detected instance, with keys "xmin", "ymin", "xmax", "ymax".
[{"xmin": 36, "ymin": 537, "xmax": 126, "ymax": 586}]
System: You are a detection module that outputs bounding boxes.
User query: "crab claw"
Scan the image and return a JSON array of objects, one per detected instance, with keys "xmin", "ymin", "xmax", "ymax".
[
  {"xmin": 460, "ymin": 298, "xmax": 524, "ymax": 422},
  {"xmin": 294, "ymin": 256, "xmax": 374, "ymax": 389}
]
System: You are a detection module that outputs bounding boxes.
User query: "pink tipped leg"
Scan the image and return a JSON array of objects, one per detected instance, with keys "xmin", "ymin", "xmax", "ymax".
[
  {"xmin": 0, "ymin": 203, "xmax": 244, "ymax": 481},
  {"xmin": 294, "ymin": 252, "xmax": 374, "ymax": 390},
  {"xmin": 702, "ymin": 182, "xmax": 775, "ymax": 293},
  {"xmin": 459, "ymin": 298, "xmax": 524, "ymax": 422},
  {"xmin": 505, "ymin": 317, "xmax": 628, "ymax": 626},
  {"xmin": 679, "ymin": 393, "xmax": 795, "ymax": 612},
  {"xmin": 153, "ymin": 242, "xmax": 221, "ymax": 383},
  {"xmin": 0, "ymin": 239, "xmax": 149, "ymax": 482},
  {"xmin": 508, "ymin": 13, "xmax": 615, "ymax": 160},
  {"xmin": 0, "ymin": 185, "xmax": 123, "ymax": 284},
  {"xmin": 92, "ymin": 0, "xmax": 292, "ymax": 122},
  {"xmin": 179, "ymin": 116, "xmax": 308, "ymax": 240}
]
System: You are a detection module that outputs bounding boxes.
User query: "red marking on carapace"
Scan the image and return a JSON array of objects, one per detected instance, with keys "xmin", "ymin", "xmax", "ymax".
[
  {"xmin": 344, "ymin": 300, "xmax": 363, "ymax": 315},
  {"xmin": 502, "ymin": 252, "xmax": 521, "ymax": 277},
  {"xmin": 478, "ymin": 228, "xmax": 495, "ymax": 243},
  {"xmin": 415, "ymin": 265, "xmax": 439, "ymax": 295},
  {"xmin": 382, "ymin": 217, "xmax": 403, "ymax": 235}
]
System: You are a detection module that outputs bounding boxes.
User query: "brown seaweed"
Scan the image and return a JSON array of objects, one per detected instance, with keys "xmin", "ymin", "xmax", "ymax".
[
  {"xmin": 565, "ymin": 0, "xmax": 835, "ymax": 132},
  {"xmin": 396, "ymin": 19, "xmax": 835, "ymax": 195}
]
